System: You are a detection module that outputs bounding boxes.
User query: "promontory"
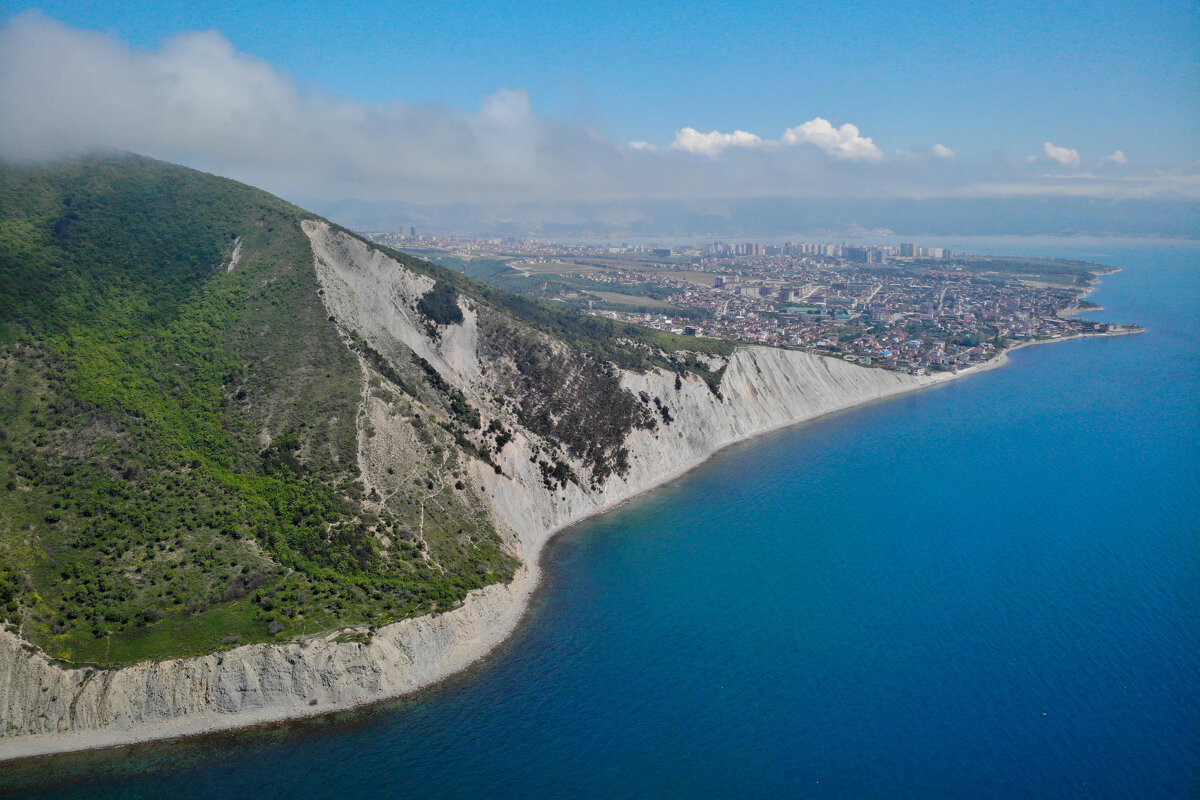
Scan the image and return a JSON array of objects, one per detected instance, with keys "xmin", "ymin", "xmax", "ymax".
[{"xmin": 0, "ymin": 154, "xmax": 1043, "ymax": 759}]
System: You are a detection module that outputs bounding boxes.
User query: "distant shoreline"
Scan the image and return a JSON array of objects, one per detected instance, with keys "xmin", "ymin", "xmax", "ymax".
[{"xmin": 971, "ymin": 327, "xmax": 1144, "ymax": 374}]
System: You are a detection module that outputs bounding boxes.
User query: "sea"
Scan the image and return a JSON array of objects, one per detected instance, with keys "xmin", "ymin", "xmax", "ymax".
[{"xmin": 3, "ymin": 239, "xmax": 1197, "ymax": 800}]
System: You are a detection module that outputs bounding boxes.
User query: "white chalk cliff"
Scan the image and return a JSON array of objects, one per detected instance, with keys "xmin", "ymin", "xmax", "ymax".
[{"xmin": 0, "ymin": 221, "xmax": 955, "ymax": 759}]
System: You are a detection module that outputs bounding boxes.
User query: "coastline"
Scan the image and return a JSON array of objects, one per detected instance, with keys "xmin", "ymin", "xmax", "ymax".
[
  {"xmin": 962, "ymin": 327, "xmax": 1142, "ymax": 376},
  {"xmin": 0, "ymin": 331, "xmax": 1132, "ymax": 762},
  {"xmin": 0, "ymin": 338, "xmax": 1139, "ymax": 763},
  {"xmin": 0, "ymin": 566, "xmax": 539, "ymax": 763},
  {"xmin": 0, "ymin": 352, "xmax": 948, "ymax": 762}
]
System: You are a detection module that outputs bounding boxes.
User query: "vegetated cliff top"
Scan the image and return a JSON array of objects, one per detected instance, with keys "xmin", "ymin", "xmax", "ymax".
[{"xmin": 0, "ymin": 152, "xmax": 732, "ymax": 667}]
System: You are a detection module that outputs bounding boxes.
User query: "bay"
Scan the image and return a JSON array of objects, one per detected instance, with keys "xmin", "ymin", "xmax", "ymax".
[{"xmin": 4, "ymin": 240, "xmax": 1197, "ymax": 800}]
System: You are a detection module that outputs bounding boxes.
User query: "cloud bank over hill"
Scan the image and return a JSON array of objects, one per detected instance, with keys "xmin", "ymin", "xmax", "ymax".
[{"xmin": 0, "ymin": 12, "xmax": 1195, "ymax": 233}]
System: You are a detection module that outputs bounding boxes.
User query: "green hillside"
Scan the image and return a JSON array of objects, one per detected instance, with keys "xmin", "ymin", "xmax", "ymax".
[
  {"xmin": 0, "ymin": 153, "xmax": 732, "ymax": 667},
  {"xmin": 0, "ymin": 154, "xmax": 519, "ymax": 665}
]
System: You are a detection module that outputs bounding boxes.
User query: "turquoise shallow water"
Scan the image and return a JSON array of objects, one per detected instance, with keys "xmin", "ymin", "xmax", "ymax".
[{"xmin": 3, "ymin": 241, "xmax": 1198, "ymax": 799}]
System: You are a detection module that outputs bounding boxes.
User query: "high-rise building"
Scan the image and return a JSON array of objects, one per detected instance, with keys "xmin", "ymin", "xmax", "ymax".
[{"xmin": 843, "ymin": 246, "xmax": 870, "ymax": 263}]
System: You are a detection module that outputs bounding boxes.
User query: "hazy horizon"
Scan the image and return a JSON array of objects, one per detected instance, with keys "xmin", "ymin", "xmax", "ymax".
[{"xmin": 1, "ymin": 3, "xmax": 1197, "ymax": 236}]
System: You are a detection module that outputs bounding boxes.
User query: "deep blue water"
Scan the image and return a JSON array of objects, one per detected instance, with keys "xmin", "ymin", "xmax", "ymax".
[{"xmin": 4, "ymin": 240, "xmax": 1197, "ymax": 800}]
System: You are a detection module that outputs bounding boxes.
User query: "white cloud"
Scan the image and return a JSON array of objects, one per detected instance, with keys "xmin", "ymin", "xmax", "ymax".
[
  {"xmin": 669, "ymin": 117, "xmax": 883, "ymax": 161},
  {"xmin": 1102, "ymin": 149, "xmax": 1128, "ymax": 165},
  {"xmin": 0, "ymin": 13, "xmax": 623, "ymax": 201},
  {"xmin": 669, "ymin": 127, "xmax": 763, "ymax": 155},
  {"xmin": 897, "ymin": 143, "xmax": 955, "ymax": 160},
  {"xmin": 0, "ymin": 13, "xmax": 1190, "ymax": 208},
  {"xmin": 781, "ymin": 118, "xmax": 883, "ymax": 161},
  {"xmin": 1043, "ymin": 141, "xmax": 1081, "ymax": 167}
]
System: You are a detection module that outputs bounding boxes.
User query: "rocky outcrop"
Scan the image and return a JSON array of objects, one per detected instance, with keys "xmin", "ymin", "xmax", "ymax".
[{"xmin": 0, "ymin": 222, "xmax": 955, "ymax": 760}]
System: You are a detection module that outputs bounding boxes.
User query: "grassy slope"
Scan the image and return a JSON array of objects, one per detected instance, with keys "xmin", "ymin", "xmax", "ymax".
[
  {"xmin": 0, "ymin": 154, "xmax": 735, "ymax": 667},
  {"xmin": 0, "ymin": 154, "xmax": 515, "ymax": 665}
]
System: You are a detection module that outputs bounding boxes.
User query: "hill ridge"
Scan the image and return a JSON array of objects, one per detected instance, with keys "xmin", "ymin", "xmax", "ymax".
[{"xmin": 0, "ymin": 153, "xmax": 957, "ymax": 756}]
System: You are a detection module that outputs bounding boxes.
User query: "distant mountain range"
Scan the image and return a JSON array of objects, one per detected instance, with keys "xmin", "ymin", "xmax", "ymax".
[{"xmin": 303, "ymin": 196, "xmax": 1200, "ymax": 240}]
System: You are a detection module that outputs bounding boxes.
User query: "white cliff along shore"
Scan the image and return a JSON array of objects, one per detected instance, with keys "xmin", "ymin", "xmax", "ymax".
[{"xmin": 0, "ymin": 221, "xmax": 967, "ymax": 761}]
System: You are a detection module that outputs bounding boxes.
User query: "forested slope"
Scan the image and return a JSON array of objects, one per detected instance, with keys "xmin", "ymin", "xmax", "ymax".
[{"xmin": 0, "ymin": 153, "xmax": 732, "ymax": 666}]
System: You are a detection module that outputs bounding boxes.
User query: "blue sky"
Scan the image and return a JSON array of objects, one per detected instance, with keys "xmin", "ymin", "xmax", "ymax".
[{"xmin": 0, "ymin": 1, "xmax": 1196, "ymax": 207}]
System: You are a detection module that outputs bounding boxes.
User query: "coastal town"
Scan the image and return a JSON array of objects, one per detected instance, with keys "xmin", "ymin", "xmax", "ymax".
[{"xmin": 368, "ymin": 231, "xmax": 1140, "ymax": 375}]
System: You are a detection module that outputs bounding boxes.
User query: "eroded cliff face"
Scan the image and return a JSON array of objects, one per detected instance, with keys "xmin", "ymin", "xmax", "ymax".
[
  {"xmin": 0, "ymin": 221, "xmax": 949, "ymax": 758},
  {"xmin": 477, "ymin": 343, "xmax": 948, "ymax": 557}
]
